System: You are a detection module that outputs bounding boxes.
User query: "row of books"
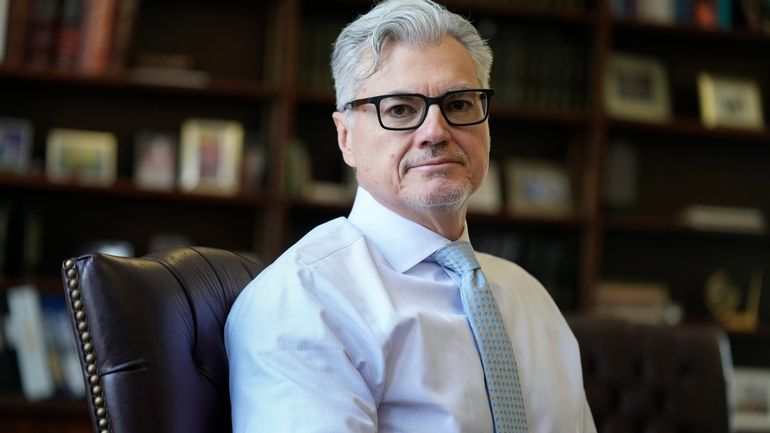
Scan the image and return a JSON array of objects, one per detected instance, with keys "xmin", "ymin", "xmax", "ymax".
[
  {"xmin": 457, "ymin": 0, "xmax": 590, "ymax": 11},
  {"xmin": 472, "ymin": 228, "xmax": 577, "ymax": 310},
  {"xmin": 742, "ymin": 0, "xmax": 770, "ymax": 32},
  {"xmin": 0, "ymin": 0, "xmax": 137, "ymax": 73},
  {"xmin": 297, "ymin": 18, "xmax": 588, "ymax": 113},
  {"xmin": 0, "ymin": 202, "xmax": 41, "ymax": 278},
  {"xmin": 298, "ymin": 17, "xmax": 339, "ymax": 93},
  {"xmin": 1, "ymin": 285, "xmax": 85, "ymax": 400},
  {"xmin": 489, "ymin": 26, "xmax": 588, "ymax": 111},
  {"xmin": 611, "ymin": 0, "xmax": 741, "ymax": 29}
]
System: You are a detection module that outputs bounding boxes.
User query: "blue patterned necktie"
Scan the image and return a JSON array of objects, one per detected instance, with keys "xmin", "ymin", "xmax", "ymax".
[{"xmin": 433, "ymin": 241, "xmax": 528, "ymax": 432}]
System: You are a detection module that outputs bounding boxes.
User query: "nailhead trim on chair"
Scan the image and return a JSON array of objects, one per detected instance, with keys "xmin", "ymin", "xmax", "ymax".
[{"xmin": 64, "ymin": 258, "xmax": 110, "ymax": 433}]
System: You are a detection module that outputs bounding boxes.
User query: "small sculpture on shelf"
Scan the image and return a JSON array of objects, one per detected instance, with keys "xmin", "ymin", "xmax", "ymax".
[{"xmin": 704, "ymin": 268, "xmax": 763, "ymax": 332}]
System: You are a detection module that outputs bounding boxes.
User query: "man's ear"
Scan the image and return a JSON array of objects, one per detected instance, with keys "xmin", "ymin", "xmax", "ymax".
[{"xmin": 333, "ymin": 111, "xmax": 356, "ymax": 167}]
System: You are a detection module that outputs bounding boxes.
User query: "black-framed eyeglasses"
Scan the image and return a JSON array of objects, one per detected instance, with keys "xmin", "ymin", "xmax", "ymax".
[{"xmin": 343, "ymin": 89, "xmax": 494, "ymax": 131}]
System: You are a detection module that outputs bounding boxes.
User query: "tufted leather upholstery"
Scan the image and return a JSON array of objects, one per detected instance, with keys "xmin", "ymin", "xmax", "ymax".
[
  {"xmin": 569, "ymin": 316, "xmax": 731, "ymax": 433},
  {"xmin": 61, "ymin": 247, "xmax": 263, "ymax": 433}
]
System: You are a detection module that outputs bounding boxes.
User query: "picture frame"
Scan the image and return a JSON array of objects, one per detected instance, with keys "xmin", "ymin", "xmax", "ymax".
[
  {"xmin": 0, "ymin": 116, "xmax": 34, "ymax": 174},
  {"xmin": 134, "ymin": 130, "xmax": 177, "ymax": 191},
  {"xmin": 732, "ymin": 368, "xmax": 770, "ymax": 430},
  {"xmin": 697, "ymin": 73, "xmax": 765, "ymax": 130},
  {"xmin": 45, "ymin": 129, "xmax": 117, "ymax": 186},
  {"xmin": 179, "ymin": 118, "xmax": 244, "ymax": 196},
  {"xmin": 505, "ymin": 158, "xmax": 573, "ymax": 216},
  {"xmin": 605, "ymin": 52, "xmax": 671, "ymax": 122},
  {"xmin": 467, "ymin": 159, "xmax": 503, "ymax": 214}
]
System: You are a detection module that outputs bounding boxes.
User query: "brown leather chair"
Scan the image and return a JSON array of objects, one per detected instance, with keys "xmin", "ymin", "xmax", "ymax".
[
  {"xmin": 60, "ymin": 247, "xmax": 263, "ymax": 433},
  {"xmin": 569, "ymin": 315, "xmax": 731, "ymax": 433}
]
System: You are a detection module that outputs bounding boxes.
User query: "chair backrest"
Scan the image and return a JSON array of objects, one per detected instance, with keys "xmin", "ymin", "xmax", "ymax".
[
  {"xmin": 569, "ymin": 315, "xmax": 732, "ymax": 433},
  {"xmin": 61, "ymin": 247, "xmax": 263, "ymax": 433}
]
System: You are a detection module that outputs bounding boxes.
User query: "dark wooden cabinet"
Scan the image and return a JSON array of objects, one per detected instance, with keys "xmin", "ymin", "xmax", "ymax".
[{"xmin": 1, "ymin": 0, "xmax": 769, "ymax": 429}]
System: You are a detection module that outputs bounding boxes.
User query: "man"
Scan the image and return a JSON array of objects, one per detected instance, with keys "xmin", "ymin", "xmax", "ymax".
[{"xmin": 225, "ymin": 1, "xmax": 596, "ymax": 431}]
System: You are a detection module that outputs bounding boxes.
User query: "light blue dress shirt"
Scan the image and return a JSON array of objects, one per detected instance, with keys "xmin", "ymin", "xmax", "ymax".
[{"xmin": 226, "ymin": 187, "xmax": 596, "ymax": 433}]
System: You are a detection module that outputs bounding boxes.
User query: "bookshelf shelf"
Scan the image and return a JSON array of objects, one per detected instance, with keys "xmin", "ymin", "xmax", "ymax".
[
  {"xmin": 612, "ymin": 19, "xmax": 770, "ymax": 45},
  {"xmin": 0, "ymin": 66, "xmax": 278, "ymax": 100},
  {"xmin": 0, "ymin": 395, "xmax": 87, "ymax": 417},
  {"xmin": 493, "ymin": 106, "xmax": 590, "ymax": 127},
  {"xmin": 470, "ymin": 210, "xmax": 586, "ymax": 228},
  {"xmin": 604, "ymin": 215, "xmax": 770, "ymax": 242},
  {"xmin": 0, "ymin": 276, "xmax": 63, "ymax": 293},
  {"xmin": 0, "ymin": 174, "xmax": 273, "ymax": 209},
  {"xmin": 609, "ymin": 118, "xmax": 770, "ymax": 144},
  {"xmin": 443, "ymin": 1, "xmax": 598, "ymax": 25}
]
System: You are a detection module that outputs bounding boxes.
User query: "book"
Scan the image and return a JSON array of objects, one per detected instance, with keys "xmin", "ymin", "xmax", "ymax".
[
  {"xmin": 594, "ymin": 280, "xmax": 682, "ymax": 325},
  {"xmin": 0, "ymin": 292, "xmax": 23, "ymax": 392},
  {"xmin": 638, "ymin": 0, "xmax": 676, "ymax": 24},
  {"xmin": 107, "ymin": 0, "xmax": 137, "ymax": 73},
  {"xmin": 0, "ymin": 202, "xmax": 7, "ymax": 273},
  {"xmin": 54, "ymin": 0, "xmax": 84, "ymax": 71},
  {"xmin": 77, "ymin": 0, "xmax": 116, "ymax": 75},
  {"xmin": 40, "ymin": 294, "xmax": 84, "ymax": 397},
  {"xmin": 3, "ymin": 285, "xmax": 56, "ymax": 400},
  {"xmin": 25, "ymin": 0, "xmax": 59, "ymax": 69},
  {"xmin": 693, "ymin": 0, "xmax": 718, "ymax": 27},
  {"xmin": 0, "ymin": 0, "xmax": 9, "ymax": 63},
  {"xmin": 679, "ymin": 204, "xmax": 766, "ymax": 233},
  {"xmin": 1, "ymin": 0, "xmax": 30, "ymax": 67}
]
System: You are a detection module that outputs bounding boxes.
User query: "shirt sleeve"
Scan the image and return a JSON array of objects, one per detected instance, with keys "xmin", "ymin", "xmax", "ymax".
[
  {"xmin": 582, "ymin": 397, "xmax": 598, "ymax": 433},
  {"xmin": 225, "ymin": 259, "xmax": 381, "ymax": 433}
]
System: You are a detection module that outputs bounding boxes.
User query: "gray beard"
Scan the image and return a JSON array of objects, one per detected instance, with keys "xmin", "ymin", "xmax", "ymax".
[
  {"xmin": 399, "ymin": 145, "xmax": 475, "ymax": 212},
  {"xmin": 401, "ymin": 180, "xmax": 473, "ymax": 212}
]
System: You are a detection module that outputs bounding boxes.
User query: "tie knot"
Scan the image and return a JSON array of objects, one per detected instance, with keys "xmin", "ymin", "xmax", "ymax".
[{"xmin": 432, "ymin": 241, "xmax": 480, "ymax": 275}]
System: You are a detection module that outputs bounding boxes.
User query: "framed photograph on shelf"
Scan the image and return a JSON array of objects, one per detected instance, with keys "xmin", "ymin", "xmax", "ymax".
[
  {"xmin": 134, "ymin": 130, "xmax": 177, "ymax": 191},
  {"xmin": 698, "ymin": 73, "xmax": 765, "ymax": 130},
  {"xmin": 179, "ymin": 118, "xmax": 244, "ymax": 196},
  {"xmin": 0, "ymin": 117, "xmax": 34, "ymax": 174},
  {"xmin": 732, "ymin": 368, "xmax": 770, "ymax": 431},
  {"xmin": 45, "ymin": 129, "xmax": 117, "ymax": 186},
  {"xmin": 605, "ymin": 52, "xmax": 671, "ymax": 122},
  {"xmin": 505, "ymin": 158, "xmax": 573, "ymax": 216},
  {"xmin": 467, "ymin": 159, "xmax": 503, "ymax": 214}
]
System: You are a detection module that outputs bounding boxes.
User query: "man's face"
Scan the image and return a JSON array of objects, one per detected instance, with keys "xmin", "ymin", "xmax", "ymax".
[{"xmin": 333, "ymin": 36, "xmax": 490, "ymax": 223}]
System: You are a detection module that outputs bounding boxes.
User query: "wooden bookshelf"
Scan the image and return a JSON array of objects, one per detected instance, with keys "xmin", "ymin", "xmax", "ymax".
[{"xmin": 1, "ymin": 0, "xmax": 770, "ymax": 429}]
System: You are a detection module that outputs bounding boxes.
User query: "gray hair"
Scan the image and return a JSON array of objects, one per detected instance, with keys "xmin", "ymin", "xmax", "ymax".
[{"xmin": 331, "ymin": 0, "xmax": 493, "ymax": 112}]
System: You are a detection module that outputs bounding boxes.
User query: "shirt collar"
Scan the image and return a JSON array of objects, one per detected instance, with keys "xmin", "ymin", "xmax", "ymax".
[{"xmin": 348, "ymin": 187, "xmax": 471, "ymax": 273}]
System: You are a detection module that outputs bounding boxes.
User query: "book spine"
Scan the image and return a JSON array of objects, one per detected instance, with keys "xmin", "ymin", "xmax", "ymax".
[
  {"xmin": 107, "ymin": 0, "xmax": 137, "ymax": 74},
  {"xmin": 2, "ymin": 0, "xmax": 29, "ymax": 67},
  {"xmin": 5, "ymin": 285, "xmax": 56, "ymax": 400},
  {"xmin": 77, "ymin": 0, "xmax": 115, "ymax": 74},
  {"xmin": 0, "ymin": 0, "xmax": 9, "ymax": 63},
  {"xmin": 53, "ymin": 0, "xmax": 81, "ymax": 71},
  {"xmin": 25, "ymin": 0, "xmax": 59, "ymax": 69}
]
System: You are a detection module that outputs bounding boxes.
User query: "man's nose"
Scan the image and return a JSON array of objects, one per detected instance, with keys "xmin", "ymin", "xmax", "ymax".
[{"xmin": 416, "ymin": 104, "xmax": 451, "ymax": 146}]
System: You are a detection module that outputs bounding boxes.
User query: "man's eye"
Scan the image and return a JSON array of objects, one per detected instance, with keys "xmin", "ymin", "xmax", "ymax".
[
  {"xmin": 447, "ymin": 99, "xmax": 472, "ymax": 111},
  {"xmin": 384, "ymin": 104, "xmax": 417, "ymax": 118}
]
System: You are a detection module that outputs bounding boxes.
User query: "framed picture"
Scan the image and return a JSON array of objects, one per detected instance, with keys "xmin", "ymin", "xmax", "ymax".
[
  {"xmin": 732, "ymin": 368, "xmax": 770, "ymax": 430},
  {"xmin": 134, "ymin": 130, "xmax": 177, "ymax": 191},
  {"xmin": 505, "ymin": 158, "xmax": 573, "ymax": 216},
  {"xmin": 698, "ymin": 73, "xmax": 765, "ymax": 130},
  {"xmin": 467, "ymin": 159, "xmax": 503, "ymax": 214},
  {"xmin": 179, "ymin": 118, "xmax": 244, "ymax": 196},
  {"xmin": 605, "ymin": 52, "xmax": 671, "ymax": 122},
  {"xmin": 46, "ymin": 129, "xmax": 117, "ymax": 186},
  {"xmin": 0, "ymin": 117, "xmax": 34, "ymax": 174}
]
